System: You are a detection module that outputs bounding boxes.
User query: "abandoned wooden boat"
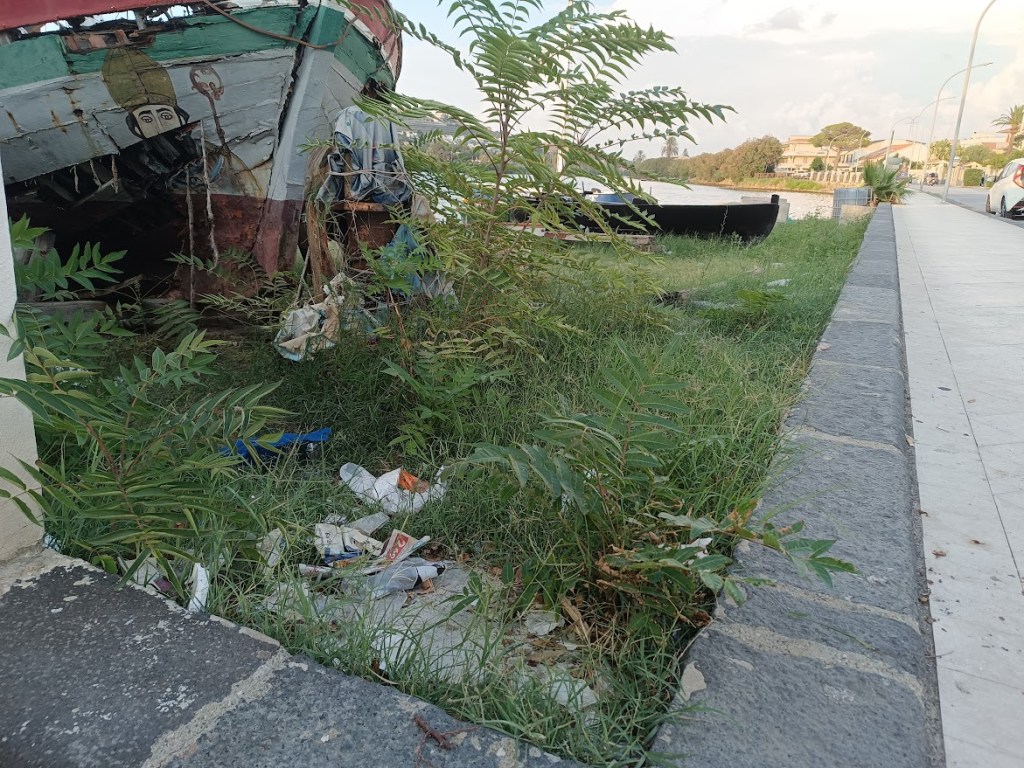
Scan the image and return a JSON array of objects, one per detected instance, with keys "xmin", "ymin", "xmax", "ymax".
[
  {"xmin": 0, "ymin": 0, "xmax": 402, "ymax": 287},
  {"xmin": 584, "ymin": 192, "xmax": 780, "ymax": 244}
]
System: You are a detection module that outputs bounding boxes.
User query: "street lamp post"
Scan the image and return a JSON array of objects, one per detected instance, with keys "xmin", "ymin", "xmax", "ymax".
[
  {"xmin": 905, "ymin": 97, "xmax": 955, "ymax": 179},
  {"xmin": 920, "ymin": 61, "xmax": 993, "ymax": 191},
  {"xmin": 884, "ymin": 115, "xmax": 915, "ymax": 168},
  {"xmin": 943, "ymin": 0, "xmax": 999, "ymax": 200}
]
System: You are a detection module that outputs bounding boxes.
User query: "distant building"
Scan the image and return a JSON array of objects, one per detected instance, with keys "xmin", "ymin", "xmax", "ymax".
[
  {"xmin": 961, "ymin": 130, "xmax": 1009, "ymax": 150},
  {"xmin": 778, "ymin": 135, "xmax": 827, "ymax": 172},
  {"xmin": 842, "ymin": 139, "xmax": 928, "ymax": 168}
]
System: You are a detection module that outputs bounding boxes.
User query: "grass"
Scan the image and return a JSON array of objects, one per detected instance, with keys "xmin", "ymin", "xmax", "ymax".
[
  {"xmin": 716, "ymin": 177, "xmax": 831, "ymax": 193},
  {"xmin": 42, "ymin": 215, "xmax": 868, "ymax": 766}
]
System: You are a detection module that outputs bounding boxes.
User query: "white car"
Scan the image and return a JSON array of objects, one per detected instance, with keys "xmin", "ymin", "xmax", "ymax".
[{"xmin": 986, "ymin": 158, "xmax": 1024, "ymax": 218}]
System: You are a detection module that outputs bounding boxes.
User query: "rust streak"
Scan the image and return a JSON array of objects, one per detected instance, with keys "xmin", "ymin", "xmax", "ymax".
[
  {"xmin": 50, "ymin": 110, "xmax": 68, "ymax": 133},
  {"xmin": 6, "ymin": 110, "xmax": 24, "ymax": 134}
]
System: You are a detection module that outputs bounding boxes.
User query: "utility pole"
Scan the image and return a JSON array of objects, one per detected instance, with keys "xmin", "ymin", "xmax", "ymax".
[
  {"xmin": 943, "ymin": 0, "xmax": 999, "ymax": 200},
  {"xmin": 920, "ymin": 62, "xmax": 992, "ymax": 191}
]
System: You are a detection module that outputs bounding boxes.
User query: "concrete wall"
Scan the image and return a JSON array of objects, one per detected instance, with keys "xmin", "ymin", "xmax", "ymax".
[
  {"xmin": 809, "ymin": 170, "xmax": 865, "ymax": 184},
  {"xmin": 0, "ymin": 153, "xmax": 41, "ymax": 560}
]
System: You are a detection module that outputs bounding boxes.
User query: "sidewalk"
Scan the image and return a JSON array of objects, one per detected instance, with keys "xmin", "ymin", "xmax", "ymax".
[{"xmin": 894, "ymin": 191, "xmax": 1024, "ymax": 767}]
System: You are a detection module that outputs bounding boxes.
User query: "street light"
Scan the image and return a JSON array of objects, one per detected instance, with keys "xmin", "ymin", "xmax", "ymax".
[
  {"xmin": 905, "ymin": 97, "xmax": 955, "ymax": 178},
  {"xmin": 884, "ymin": 115, "xmax": 916, "ymax": 167},
  {"xmin": 920, "ymin": 61, "xmax": 993, "ymax": 191},
  {"xmin": 943, "ymin": 0, "xmax": 999, "ymax": 200}
]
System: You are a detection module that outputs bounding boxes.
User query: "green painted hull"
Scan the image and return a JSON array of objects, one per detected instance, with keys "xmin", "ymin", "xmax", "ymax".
[{"xmin": 0, "ymin": 5, "xmax": 395, "ymax": 91}]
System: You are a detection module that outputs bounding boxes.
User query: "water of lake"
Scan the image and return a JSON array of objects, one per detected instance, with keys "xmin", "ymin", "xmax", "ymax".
[{"xmin": 636, "ymin": 180, "xmax": 834, "ymax": 220}]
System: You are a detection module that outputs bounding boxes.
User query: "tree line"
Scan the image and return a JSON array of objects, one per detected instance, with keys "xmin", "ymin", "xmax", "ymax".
[{"xmin": 633, "ymin": 135, "xmax": 783, "ymax": 183}]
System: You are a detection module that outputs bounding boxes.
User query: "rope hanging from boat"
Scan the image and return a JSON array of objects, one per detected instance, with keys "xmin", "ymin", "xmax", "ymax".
[{"xmin": 195, "ymin": 0, "xmax": 357, "ymax": 51}]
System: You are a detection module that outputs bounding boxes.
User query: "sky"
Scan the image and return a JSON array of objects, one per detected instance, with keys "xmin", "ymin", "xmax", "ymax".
[{"xmin": 390, "ymin": 0, "xmax": 1024, "ymax": 156}]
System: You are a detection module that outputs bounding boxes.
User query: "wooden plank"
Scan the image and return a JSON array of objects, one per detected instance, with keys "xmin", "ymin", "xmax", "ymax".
[{"xmin": 332, "ymin": 200, "xmax": 390, "ymax": 213}]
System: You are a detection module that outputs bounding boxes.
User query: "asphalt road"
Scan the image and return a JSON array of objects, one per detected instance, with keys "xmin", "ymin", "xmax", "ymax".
[{"xmin": 919, "ymin": 186, "xmax": 1024, "ymax": 230}]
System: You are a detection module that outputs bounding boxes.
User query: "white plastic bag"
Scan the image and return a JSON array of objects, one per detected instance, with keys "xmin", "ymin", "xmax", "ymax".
[{"xmin": 338, "ymin": 463, "xmax": 446, "ymax": 516}]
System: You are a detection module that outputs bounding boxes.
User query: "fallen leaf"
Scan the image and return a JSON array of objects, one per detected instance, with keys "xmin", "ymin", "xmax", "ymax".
[
  {"xmin": 968, "ymin": 399, "xmax": 976, "ymax": 403},
  {"xmin": 560, "ymin": 597, "xmax": 592, "ymax": 642},
  {"xmin": 906, "ymin": 435, "xmax": 915, "ymax": 446},
  {"xmin": 969, "ymin": 539, "xmax": 984, "ymax": 545},
  {"xmin": 932, "ymin": 550, "xmax": 947, "ymax": 558}
]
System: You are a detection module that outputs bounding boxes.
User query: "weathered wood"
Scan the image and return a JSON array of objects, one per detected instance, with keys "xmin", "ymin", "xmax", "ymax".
[{"xmin": 332, "ymin": 200, "xmax": 391, "ymax": 213}]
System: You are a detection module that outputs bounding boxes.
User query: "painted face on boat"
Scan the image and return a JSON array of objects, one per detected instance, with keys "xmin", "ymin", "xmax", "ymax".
[{"xmin": 130, "ymin": 105, "xmax": 186, "ymax": 138}]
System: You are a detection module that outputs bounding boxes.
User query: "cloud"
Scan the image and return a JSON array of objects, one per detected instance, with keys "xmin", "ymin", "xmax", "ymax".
[
  {"xmin": 393, "ymin": 0, "xmax": 1024, "ymax": 154},
  {"xmin": 748, "ymin": 7, "xmax": 803, "ymax": 34}
]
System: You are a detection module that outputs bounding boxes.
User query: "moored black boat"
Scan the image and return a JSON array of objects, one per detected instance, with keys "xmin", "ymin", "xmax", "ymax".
[{"xmin": 583, "ymin": 192, "xmax": 780, "ymax": 244}]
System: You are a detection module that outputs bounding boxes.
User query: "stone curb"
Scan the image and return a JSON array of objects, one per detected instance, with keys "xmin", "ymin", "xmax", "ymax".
[
  {"xmin": 0, "ymin": 551, "xmax": 573, "ymax": 768},
  {"xmin": 652, "ymin": 206, "xmax": 943, "ymax": 767}
]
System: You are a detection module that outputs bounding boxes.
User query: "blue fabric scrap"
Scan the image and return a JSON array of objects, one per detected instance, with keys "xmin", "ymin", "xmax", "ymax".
[{"xmin": 223, "ymin": 427, "xmax": 333, "ymax": 463}]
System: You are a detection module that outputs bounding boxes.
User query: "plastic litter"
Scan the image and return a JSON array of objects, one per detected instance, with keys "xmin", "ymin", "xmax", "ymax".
[
  {"xmin": 126, "ymin": 556, "xmax": 166, "ymax": 590},
  {"xmin": 689, "ymin": 537, "xmax": 712, "ymax": 559},
  {"xmin": 766, "ymin": 279, "xmax": 790, "ymax": 287},
  {"xmin": 315, "ymin": 523, "xmax": 384, "ymax": 560},
  {"xmin": 366, "ymin": 558, "xmax": 447, "ymax": 599},
  {"xmin": 522, "ymin": 610, "xmax": 564, "ymax": 637},
  {"xmin": 338, "ymin": 463, "xmax": 446, "ymax": 516},
  {"xmin": 376, "ymin": 529, "xmax": 430, "ymax": 569},
  {"xmin": 263, "ymin": 581, "xmax": 329, "ymax": 621},
  {"xmin": 299, "ymin": 564, "xmax": 335, "ymax": 578},
  {"xmin": 274, "ymin": 275, "xmax": 346, "ymax": 362},
  {"xmin": 224, "ymin": 427, "xmax": 332, "ymax": 464},
  {"xmin": 349, "ymin": 512, "xmax": 389, "ymax": 536},
  {"xmin": 187, "ymin": 562, "xmax": 210, "ymax": 613},
  {"xmin": 257, "ymin": 529, "xmax": 287, "ymax": 570}
]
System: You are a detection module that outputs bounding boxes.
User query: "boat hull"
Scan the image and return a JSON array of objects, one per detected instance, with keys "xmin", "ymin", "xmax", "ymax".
[
  {"xmin": 587, "ymin": 200, "xmax": 780, "ymax": 244},
  {"xmin": 0, "ymin": 1, "xmax": 401, "ymax": 286}
]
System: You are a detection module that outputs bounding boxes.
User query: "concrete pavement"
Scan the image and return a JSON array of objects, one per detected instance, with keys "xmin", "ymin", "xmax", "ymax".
[{"xmin": 895, "ymin": 191, "xmax": 1024, "ymax": 767}]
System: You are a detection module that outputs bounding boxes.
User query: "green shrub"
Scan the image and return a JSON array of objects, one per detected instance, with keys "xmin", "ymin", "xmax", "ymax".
[{"xmin": 963, "ymin": 168, "xmax": 984, "ymax": 187}]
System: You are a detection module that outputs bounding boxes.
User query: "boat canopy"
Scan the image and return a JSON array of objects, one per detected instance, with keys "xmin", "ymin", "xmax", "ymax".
[{"xmin": 1, "ymin": 1, "xmax": 179, "ymax": 30}]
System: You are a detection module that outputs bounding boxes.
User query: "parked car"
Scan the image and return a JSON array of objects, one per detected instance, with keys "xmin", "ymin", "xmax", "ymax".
[{"xmin": 986, "ymin": 158, "xmax": 1024, "ymax": 217}]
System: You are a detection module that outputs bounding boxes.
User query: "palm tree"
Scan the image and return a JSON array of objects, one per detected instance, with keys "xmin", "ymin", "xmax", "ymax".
[
  {"xmin": 992, "ymin": 104, "xmax": 1024, "ymax": 150},
  {"xmin": 633, "ymin": 149, "xmax": 647, "ymax": 164},
  {"xmin": 863, "ymin": 161, "xmax": 908, "ymax": 204},
  {"xmin": 662, "ymin": 136, "xmax": 679, "ymax": 158}
]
